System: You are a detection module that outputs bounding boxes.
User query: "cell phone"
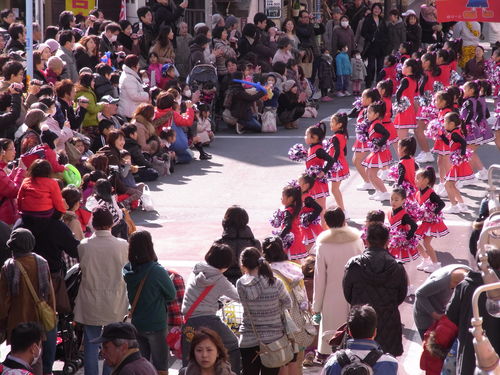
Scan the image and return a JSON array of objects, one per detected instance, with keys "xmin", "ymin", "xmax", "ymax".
[{"xmin": 30, "ymin": 79, "xmax": 43, "ymax": 86}]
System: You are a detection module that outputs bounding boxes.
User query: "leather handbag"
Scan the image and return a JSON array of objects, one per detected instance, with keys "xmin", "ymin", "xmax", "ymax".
[{"xmin": 17, "ymin": 261, "xmax": 56, "ymax": 332}]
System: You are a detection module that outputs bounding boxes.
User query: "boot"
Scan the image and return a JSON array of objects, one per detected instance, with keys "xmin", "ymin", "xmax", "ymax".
[
  {"xmin": 194, "ymin": 143, "xmax": 212, "ymax": 160},
  {"xmin": 462, "ymin": 9, "xmax": 478, "ymax": 18},
  {"xmin": 482, "ymin": 8, "xmax": 494, "ymax": 18}
]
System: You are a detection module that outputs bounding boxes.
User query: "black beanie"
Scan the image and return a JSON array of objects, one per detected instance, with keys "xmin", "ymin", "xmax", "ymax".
[{"xmin": 41, "ymin": 128, "xmax": 58, "ymax": 150}]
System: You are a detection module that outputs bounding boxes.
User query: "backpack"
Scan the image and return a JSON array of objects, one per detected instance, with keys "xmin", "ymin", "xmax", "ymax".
[{"xmin": 337, "ymin": 349, "xmax": 383, "ymax": 375}]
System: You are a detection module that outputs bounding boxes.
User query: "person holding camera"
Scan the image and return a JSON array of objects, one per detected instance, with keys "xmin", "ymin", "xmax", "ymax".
[
  {"xmin": 117, "ymin": 20, "xmax": 141, "ymax": 57},
  {"xmin": 0, "ymin": 82, "xmax": 22, "ymax": 139}
]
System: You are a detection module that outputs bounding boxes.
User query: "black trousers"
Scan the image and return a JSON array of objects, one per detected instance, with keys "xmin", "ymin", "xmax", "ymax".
[
  {"xmin": 365, "ymin": 54, "xmax": 385, "ymax": 88},
  {"xmin": 240, "ymin": 346, "xmax": 281, "ymax": 375}
]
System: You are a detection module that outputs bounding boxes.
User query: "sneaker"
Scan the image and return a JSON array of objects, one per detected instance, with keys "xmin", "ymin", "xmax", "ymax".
[
  {"xmin": 475, "ymin": 168, "xmax": 488, "ymax": 181},
  {"xmin": 417, "ymin": 257, "xmax": 432, "ymax": 271},
  {"xmin": 443, "ymin": 204, "xmax": 461, "ymax": 214},
  {"xmin": 415, "ymin": 151, "xmax": 435, "ymax": 163},
  {"xmin": 321, "ymin": 96, "xmax": 334, "ymax": 102},
  {"xmin": 343, "ymin": 90, "xmax": 351, "ymax": 96},
  {"xmin": 357, "ymin": 181, "xmax": 374, "ymax": 191},
  {"xmin": 458, "ymin": 203, "xmax": 470, "ymax": 213},
  {"xmin": 336, "ymin": 91, "xmax": 345, "ymax": 97},
  {"xmin": 375, "ymin": 191, "xmax": 391, "ymax": 201},
  {"xmin": 199, "ymin": 152, "xmax": 212, "ymax": 160},
  {"xmin": 463, "ymin": 178, "xmax": 479, "ymax": 187},
  {"xmin": 456, "ymin": 180, "xmax": 465, "ymax": 189},
  {"xmin": 369, "ymin": 191, "xmax": 380, "ymax": 200},
  {"xmin": 236, "ymin": 123, "xmax": 245, "ymax": 135},
  {"xmin": 423, "ymin": 262, "xmax": 442, "ymax": 273}
]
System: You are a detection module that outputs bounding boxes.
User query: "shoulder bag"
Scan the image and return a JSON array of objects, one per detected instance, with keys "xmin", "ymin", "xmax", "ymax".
[
  {"xmin": 123, "ymin": 267, "xmax": 152, "ymax": 323},
  {"xmin": 16, "ymin": 261, "xmax": 56, "ymax": 332}
]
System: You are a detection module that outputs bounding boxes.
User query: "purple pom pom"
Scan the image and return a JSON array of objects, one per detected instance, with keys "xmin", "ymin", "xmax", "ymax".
[
  {"xmin": 388, "ymin": 228, "xmax": 419, "ymax": 256},
  {"xmin": 288, "ymin": 143, "xmax": 308, "ymax": 162},
  {"xmin": 270, "ymin": 209, "xmax": 285, "ymax": 228},
  {"xmin": 450, "ymin": 149, "xmax": 472, "ymax": 166},
  {"xmin": 420, "ymin": 200, "xmax": 444, "ymax": 224},
  {"xmin": 424, "ymin": 118, "xmax": 443, "ymax": 140},
  {"xmin": 353, "ymin": 97, "xmax": 362, "ymax": 110},
  {"xmin": 306, "ymin": 165, "xmax": 328, "ymax": 184},
  {"xmin": 299, "ymin": 213, "xmax": 320, "ymax": 228},
  {"xmin": 282, "ymin": 233, "xmax": 294, "ymax": 250},
  {"xmin": 433, "ymin": 81, "xmax": 445, "ymax": 93},
  {"xmin": 393, "ymin": 96, "xmax": 411, "ymax": 114},
  {"xmin": 355, "ymin": 119, "xmax": 370, "ymax": 143}
]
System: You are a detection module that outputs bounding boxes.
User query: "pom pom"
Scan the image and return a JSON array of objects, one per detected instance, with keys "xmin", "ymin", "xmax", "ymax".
[
  {"xmin": 288, "ymin": 143, "xmax": 307, "ymax": 162},
  {"xmin": 388, "ymin": 164, "xmax": 399, "ymax": 182},
  {"xmin": 306, "ymin": 165, "xmax": 328, "ymax": 184},
  {"xmin": 404, "ymin": 198, "xmax": 422, "ymax": 221},
  {"xmin": 420, "ymin": 200, "xmax": 444, "ymax": 224},
  {"xmin": 393, "ymin": 96, "xmax": 411, "ymax": 114},
  {"xmin": 270, "ymin": 209, "xmax": 285, "ymax": 228},
  {"xmin": 420, "ymin": 104, "xmax": 439, "ymax": 121},
  {"xmin": 433, "ymin": 81, "xmax": 445, "ymax": 93},
  {"xmin": 450, "ymin": 149, "xmax": 472, "ymax": 166},
  {"xmin": 355, "ymin": 119, "xmax": 370, "ymax": 143},
  {"xmin": 299, "ymin": 213, "xmax": 321, "ymax": 228},
  {"xmin": 287, "ymin": 179, "xmax": 300, "ymax": 189},
  {"xmin": 282, "ymin": 233, "xmax": 294, "ymax": 250},
  {"xmin": 418, "ymin": 91, "xmax": 433, "ymax": 107},
  {"xmin": 424, "ymin": 118, "xmax": 444, "ymax": 140},
  {"xmin": 326, "ymin": 162, "xmax": 343, "ymax": 179},
  {"xmin": 388, "ymin": 228, "xmax": 419, "ymax": 255},
  {"xmin": 352, "ymin": 97, "xmax": 362, "ymax": 110},
  {"xmin": 450, "ymin": 70, "xmax": 462, "ymax": 85}
]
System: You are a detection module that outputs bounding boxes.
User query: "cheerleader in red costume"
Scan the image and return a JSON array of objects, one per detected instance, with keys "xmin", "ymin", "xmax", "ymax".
[
  {"xmin": 435, "ymin": 49, "xmax": 452, "ymax": 88},
  {"xmin": 378, "ymin": 55, "xmax": 398, "ymax": 90},
  {"xmin": 298, "ymin": 174, "xmax": 323, "ymax": 252},
  {"xmin": 362, "ymin": 101, "xmax": 393, "ymax": 201},
  {"xmin": 279, "ymin": 184, "xmax": 307, "ymax": 260},
  {"xmin": 441, "ymin": 112, "xmax": 474, "ymax": 214},
  {"xmin": 376, "ymin": 79, "xmax": 398, "ymax": 153},
  {"xmin": 387, "ymin": 187, "xmax": 419, "ymax": 263},
  {"xmin": 304, "ymin": 124, "xmax": 334, "ymax": 220},
  {"xmin": 414, "ymin": 53, "xmax": 440, "ymax": 164},
  {"xmin": 395, "ymin": 136, "xmax": 418, "ymax": 199},
  {"xmin": 327, "ymin": 112, "xmax": 350, "ymax": 212},
  {"xmin": 348, "ymin": 88, "xmax": 381, "ymax": 191},
  {"xmin": 394, "ymin": 59, "xmax": 421, "ymax": 140},
  {"xmin": 415, "ymin": 167, "xmax": 448, "ymax": 273}
]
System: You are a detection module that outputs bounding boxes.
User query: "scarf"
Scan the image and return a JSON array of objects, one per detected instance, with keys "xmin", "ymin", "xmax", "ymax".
[
  {"xmin": 182, "ymin": 359, "xmax": 234, "ymax": 375},
  {"xmin": 3, "ymin": 253, "xmax": 50, "ymax": 300}
]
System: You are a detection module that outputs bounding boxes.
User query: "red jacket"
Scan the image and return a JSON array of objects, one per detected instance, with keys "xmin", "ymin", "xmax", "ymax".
[
  {"xmin": 420, "ymin": 315, "xmax": 458, "ymax": 375},
  {"xmin": 0, "ymin": 163, "xmax": 25, "ymax": 225},
  {"xmin": 20, "ymin": 144, "xmax": 65, "ymax": 173},
  {"xmin": 154, "ymin": 107, "xmax": 195, "ymax": 134},
  {"xmin": 17, "ymin": 177, "xmax": 66, "ymax": 214}
]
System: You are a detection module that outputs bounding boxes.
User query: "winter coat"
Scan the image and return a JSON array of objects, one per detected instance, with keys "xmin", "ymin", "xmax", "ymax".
[
  {"xmin": 420, "ymin": 316, "xmax": 458, "ymax": 375},
  {"xmin": 56, "ymin": 46, "xmax": 79, "ymax": 83},
  {"xmin": 153, "ymin": 2, "xmax": 184, "ymax": 36},
  {"xmin": 0, "ymin": 93, "xmax": 21, "ymax": 139},
  {"xmin": 313, "ymin": 226, "xmax": 364, "ymax": 354},
  {"xmin": 118, "ymin": 65, "xmax": 149, "ymax": 119},
  {"xmin": 175, "ymin": 34, "xmax": 193, "ymax": 79},
  {"xmin": 236, "ymin": 274, "xmax": 291, "ymax": 347},
  {"xmin": 117, "ymin": 33, "xmax": 141, "ymax": 56},
  {"xmin": 123, "ymin": 261, "xmax": 175, "ymax": 332},
  {"xmin": 318, "ymin": 54, "xmax": 335, "ymax": 90},
  {"xmin": 0, "ymin": 163, "xmax": 25, "ymax": 225},
  {"xmin": 345, "ymin": 2, "xmax": 368, "ymax": 35},
  {"xmin": 335, "ymin": 52, "xmax": 352, "ymax": 76},
  {"xmin": 351, "ymin": 57, "xmax": 367, "ymax": 81},
  {"xmin": 464, "ymin": 57, "xmax": 486, "ymax": 80},
  {"xmin": 272, "ymin": 49, "xmax": 294, "ymax": 65},
  {"xmin": 387, "ymin": 19, "xmax": 406, "ymax": 53},
  {"xmin": 130, "ymin": 115, "xmax": 157, "ymax": 154},
  {"xmin": 5, "ymin": 38, "xmax": 24, "ymax": 53},
  {"xmin": 214, "ymin": 226, "xmax": 261, "ymax": 285},
  {"xmin": 179, "ymin": 360, "xmax": 235, "ymax": 375},
  {"xmin": 343, "ymin": 246, "xmax": 408, "ymax": 357},
  {"xmin": 74, "ymin": 230, "xmax": 128, "ymax": 326},
  {"xmin": 277, "ymin": 91, "xmax": 305, "ymax": 116},
  {"xmin": 75, "ymin": 86, "xmax": 103, "ymax": 128},
  {"xmin": 97, "ymin": 145, "xmax": 121, "ymax": 166},
  {"xmin": 329, "ymin": 25, "xmax": 355, "ymax": 56},
  {"xmin": 57, "ymin": 97, "xmax": 87, "ymax": 131},
  {"xmin": 149, "ymin": 41, "xmax": 175, "ymax": 65},
  {"xmin": 195, "ymin": 117, "xmax": 212, "ymax": 144},
  {"xmin": 94, "ymin": 74, "xmax": 117, "ymax": 101},
  {"xmin": 43, "ymin": 116, "xmax": 73, "ymax": 153},
  {"xmin": 213, "ymin": 38, "xmax": 237, "ymax": 76},
  {"xmin": 405, "ymin": 23, "xmax": 422, "ymax": 53},
  {"xmin": 124, "ymin": 137, "xmax": 152, "ymax": 168},
  {"xmin": 139, "ymin": 23, "xmax": 155, "ymax": 60},
  {"xmin": 228, "ymin": 83, "xmax": 266, "ymax": 121},
  {"xmin": 361, "ymin": 16, "xmax": 389, "ymax": 58},
  {"xmin": 181, "ymin": 262, "xmax": 239, "ymax": 318},
  {"xmin": 17, "ymin": 176, "xmax": 66, "ymax": 214},
  {"xmin": 296, "ymin": 21, "xmax": 323, "ymax": 56},
  {"xmin": 62, "ymin": 211, "xmax": 84, "ymax": 241},
  {"xmin": 74, "ymin": 47, "xmax": 99, "ymax": 72},
  {"xmin": 445, "ymin": 270, "xmax": 500, "ymax": 375},
  {"xmin": 110, "ymin": 349, "xmax": 157, "ymax": 375},
  {"xmin": 189, "ymin": 43, "xmax": 206, "ymax": 71}
]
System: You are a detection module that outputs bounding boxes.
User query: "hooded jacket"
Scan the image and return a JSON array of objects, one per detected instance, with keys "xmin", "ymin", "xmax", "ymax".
[
  {"xmin": 181, "ymin": 262, "xmax": 239, "ymax": 319},
  {"xmin": 118, "ymin": 65, "xmax": 150, "ymax": 119},
  {"xmin": 93, "ymin": 74, "xmax": 117, "ymax": 101},
  {"xmin": 123, "ymin": 261, "xmax": 176, "ymax": 332},
  {"xmin": 343, "ymin": 247, "xmax": 408, "ymax": 356}
]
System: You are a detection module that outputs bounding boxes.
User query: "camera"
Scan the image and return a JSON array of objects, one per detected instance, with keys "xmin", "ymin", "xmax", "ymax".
[{"xmin": 109, "ymin": 165, "xmax": 120, "ymax": 174}]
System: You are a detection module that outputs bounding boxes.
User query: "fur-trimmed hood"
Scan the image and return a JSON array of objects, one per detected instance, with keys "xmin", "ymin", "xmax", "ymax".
[{"xmin": 316, "ymin": 226, "xmax": 361, "ymax": 245}]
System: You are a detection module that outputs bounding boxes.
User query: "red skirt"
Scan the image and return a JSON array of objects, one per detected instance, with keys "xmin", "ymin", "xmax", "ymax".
[
  {"xmin": 352, "ymin": 139, "xmax": 371, "ymax": 152},
  {"xmin": 416, "ymin": 220, "xmax": 449, "ymax": 238},
  {"xmin": 394, "ymin": 106, "xmax": 417, "ymax": 129},
  {"xmin": 310, "ymin": 180, "xmax": 330, "ymax": 199},
  {"xmin": 432, "ymin": 139, "xmax": 451, "ymax": 155},
  {"xmin": 302, "ymin": 222, "xmax": 323, "ymax": 245},
  {"xmin": 362, "ymin": 149, "xmax": 393, "ymax": 168},
  {"xmin": 446, "ymin": 161, "xmax": 474, "ymax": 181},
  {"xmin": 389, "ymin": 245, "xmax": 420, "ymax": 263},
  {"xmin": 288, "ymin": 228, "xmax": 308, "ymax": 259},
  {"xmin": 383, "ymin": 122, "xmax": 399, "ymax": 145},
  {"xmin": 328, "ymin": 160, "xmax": 350, "ymax": 182}
]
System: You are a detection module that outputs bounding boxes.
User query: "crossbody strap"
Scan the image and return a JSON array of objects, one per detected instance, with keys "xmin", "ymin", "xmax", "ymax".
[
  {"xmin": 130, "ymin": 267, "xmax": 153, "ymax": 316},
  {"xmin": 16, "ymin": 261, "xmax": 41, "ymax": 304},
  {"xmin": 184, "ymin": 285, "xmax": 215, "ymax": 323}
]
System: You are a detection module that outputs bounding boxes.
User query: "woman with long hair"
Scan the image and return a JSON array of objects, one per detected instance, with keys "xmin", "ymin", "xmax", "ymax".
[
  {"xmin": 131, "ymin": 103, "xmax": 160, "ymax": 155},
  {"xmin": 150, "ymin": 25, "xmax": 176, "ymax": 64},
  {"xmin": 74, "ymin": 35, "xmax": 100, "ymax": 72}
]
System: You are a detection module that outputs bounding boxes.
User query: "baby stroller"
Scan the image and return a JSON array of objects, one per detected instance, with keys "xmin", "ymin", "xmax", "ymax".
[
  {"xmin": 54, "ymin": 265, "xmax": 83, "ymax": 375},
  {"xmin": 187, "ymin": 64, "xmax": 219, "ymax": 131}
]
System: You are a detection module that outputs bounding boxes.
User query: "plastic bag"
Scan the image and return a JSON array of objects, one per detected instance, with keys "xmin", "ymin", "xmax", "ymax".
[
  {"xmin": 141, "ymin": 185, "xmax": 154, "ymax": 211},
  {"xmin": 261, "ymin": 109, "xmax": 277, "ymax": 133}
]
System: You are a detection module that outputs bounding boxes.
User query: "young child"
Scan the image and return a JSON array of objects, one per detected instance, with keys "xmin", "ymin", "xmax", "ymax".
[
  {"xmin": 350, "ymin": 50, "xmax": 366, "ymax": 97},
  {"xmin": 394, "ymin": 59, "xmax": 421, "ymax": 140},
  {"xmin": 147, "ymin": 52, "xmax": 164, "ymax": 88},
  {"xmin": 362, "ymin": 101, "xmax": 392, "ymax": 201},
  {"xmin": 350, "ymin": 88, "xmax": 381, "ymax": 191},
  {"xmin": 395, "ymin": 136, "xmax": 418, "ymax": 199},
  {"xmin": 427, "ymin": 90, "xmax": 454, "ymax": 195},
  {"xmin": 460, "ymin": 80, "xmax": 487, "ymax": 180},
  {"xmin": 376, "ymin": 79, "xmax": 398, "ymax": 154},
  {"xmin": 387, "ymin": 187, "xmax": 419, "ymax": 263},
  {"xmin": 298, "ymin": 174, "xmax": 323, "ymax": 252},
  {"xmin": 304, "ymin": 124, "xmax": 334, "ymax": 217},
  {"xmin": 473, "ymin": 80, "xmax": 495, "ymax": 180},
  {"xmin": 435, "ymin": 49, "xmax": 451, "ymax": 88},
  {"xmin": 17, "ymin": 159, "xmax": 67, "ymax": 219},
  {"xmin": 61, "ymin": 186, "xmax": 85, "ymax": 241},
  {"xmin": 279, "ymin": 183, "xmax": 306, "ymax": 261},
  {"xmin": 378, "ymin": 55, "xmax": 398, "ymax": 91},
  {"xmin": 441, "ymin": 112, "xmax": 474, "ymax": 213},
  {"xmin": 335, "ymin": 44, "xmax": 352, "ymax": 97},
  {"xmin": 261, "ymin": 73, "xmax": 280, "ymax": 132},
  {"xmin": 415, "ymin": 167, "xmax": 448, "ymax": 272},
  {"xmin": 119, "ymin": 149, "xmax": 144, "ymax": 210},
  {"xmin": 361, "ymin": 209, "xmax": 385, "ymax": 244},
  {"xmin": 318, "ymin": 47, "xmax": 335, "ymax": 102},
  {"xmin": 398, "ymin": 42, "xmax": 412, "ymax": 64},
  {"xmin": 327, "ymin": 112, "xmax": 350, "ymax": 212},
  {"xmin": 195, "ymin": 103, "xmax": 214, "ymax": 146}
]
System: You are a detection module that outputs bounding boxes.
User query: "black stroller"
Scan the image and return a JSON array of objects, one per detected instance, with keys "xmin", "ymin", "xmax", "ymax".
[
  {"xmin": 187, "ymin": 64, "xmax": 219, "ymax": 131},
  {"xmin": 54, "ymin": 264, "xmax": 83, "ymax": 375}
]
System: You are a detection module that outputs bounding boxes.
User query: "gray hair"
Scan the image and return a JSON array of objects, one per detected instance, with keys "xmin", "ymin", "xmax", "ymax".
[{"xmin": 110, "ymin": 338, "xmax": 139, "ymax": 349}]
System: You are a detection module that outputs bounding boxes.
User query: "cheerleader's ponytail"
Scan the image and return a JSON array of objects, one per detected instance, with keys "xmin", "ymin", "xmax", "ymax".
[
  {"xmin": 417, "ymin": 166, "xmax": 437, "ymax": 187},
  {"xmin": 307, "ymin": 122, "xmax": 327, "ymax": 141}
]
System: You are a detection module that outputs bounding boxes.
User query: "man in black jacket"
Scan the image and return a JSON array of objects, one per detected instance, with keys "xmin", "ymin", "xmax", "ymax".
[
  {"xmin": 296, "ymin": 10, "xmax": 325, "ymax": 82},
  {"xmin": 343, "ymin": 223, "xmax": 408, "ymax": 357},
  {"xmin": 94, "ymin": 63, "xmax": 117, "ymax": 101},
  {"xmin": 5, "ymin": 23, "xmax": 25, "ymax": 53},
  {"xmin": 0, "ymin": 85, "xmax": 22, "ymax": 139}
]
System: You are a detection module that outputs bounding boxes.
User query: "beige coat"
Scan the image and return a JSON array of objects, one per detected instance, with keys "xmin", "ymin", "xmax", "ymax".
[
  {"xmin": 312, "ymin": 225, "xmax": 364, "ymax": 354},
  {"xmin": 73, "ymin": 230, "xmax": 129, "ymax": 326}
]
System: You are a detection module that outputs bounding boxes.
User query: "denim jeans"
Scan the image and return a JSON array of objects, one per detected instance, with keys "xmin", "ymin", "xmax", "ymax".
[
  {"xmin": 137, "ymin": 328, "xmax": 168, "ymax": 371},
  {"xmin": 42, "ymin": 327, "xmax": 57, "ymax": 374},
  {"xmin": 241, "ymin": 115, "xmax": 262, "ymax": 132},
  {"xmin": 336, "ymin": 75, "xmax": 350, "ymax": 92},
  {"xmin": 182, "ymin": 315, "xmax": 240, "ymax": 374},
  {"xmin": 83, "ymin": 325, "xmax": 112, "ymax": 375}
]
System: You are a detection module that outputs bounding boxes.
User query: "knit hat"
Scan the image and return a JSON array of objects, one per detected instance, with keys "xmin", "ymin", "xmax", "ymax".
[
  {"xmin": 36, "ymin": 43, "xmax": 50, "ymax": 53},
  {"xmin": 45, "ymin": 39, "xmax": 60, "ymax": 53},
  {"xmin": 6, "ymin": 228, "xmax": 36, "ymax": 255},
  {"xmin": 225, "ymin": 15, "xmax": 238, "ymax": 29},
  {"xmin": 212, "ymin": 14, "xmax": 224, "ymax": 28},
  {"xmin": 24, "ymin": 109, "xmax": 48, "ymax": 128},
  {"xmin": 41, "ymin": 128, "xmax": 59, "ymax": 149},
  {"xmin": 282, "ymin": 80, "xmax": 296, "ymax": 92},
  {"xmin": 402, "ymin": 9, "xmax": 417, "ymax": 17},
  {"xmin": 193, "ymin": 23, "xmax": 207, "ymax": 34}
]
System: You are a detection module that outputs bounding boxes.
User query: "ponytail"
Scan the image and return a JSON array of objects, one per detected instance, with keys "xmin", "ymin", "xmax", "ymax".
[
  {"xmin": 240, "ymin": 247, "xmax": 276, "ymax": 285},
  {"xmin": 307, "ymin": 122, "xmax": 327, "ymax": 141},
  {"xmin": 416, "ymin": 166, "xmax": 437, "ymax": 187},
  {"xmin": 445, "ymin": 111, "xmax": 466, "ymax": 136},
  {"xmin": 283, "ymin": 184, "xmax": 302, "ymax": 220},
  {"xmin": 299, "ymin": 173, "xmax": 315, "ymax": 194},
  {"xmin": 332, "ymin": 112, "xmax": 349, "ymax": 137}
]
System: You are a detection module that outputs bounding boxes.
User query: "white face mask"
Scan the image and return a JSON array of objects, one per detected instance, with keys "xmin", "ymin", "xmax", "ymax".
[
  {"xmin": 143, "ymin": 78, "xmax": 150, "ymax": 85},
  {"xmin": 110, "ymin": 34, "xmax": 117, "ymax": 42},
  {"xmin": 341, "ymin": 21, "xmax": 349, "ymax": 28},
  {"xmin": 31, "ymin": 344, "xmax": 42, "ymax": 366},
  {"xmin": 355, "ymin": 54, "xmax": 361, "ymax": 59},
  {"xmin": 183, "ymin": 89, "xmax": 191, "ymax": 97}
]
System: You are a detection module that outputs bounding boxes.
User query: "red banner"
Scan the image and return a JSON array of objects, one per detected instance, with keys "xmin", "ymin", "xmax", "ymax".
[{"xmin": 436, "ymin": 0, "xmax": 500, "ymax": 22}]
